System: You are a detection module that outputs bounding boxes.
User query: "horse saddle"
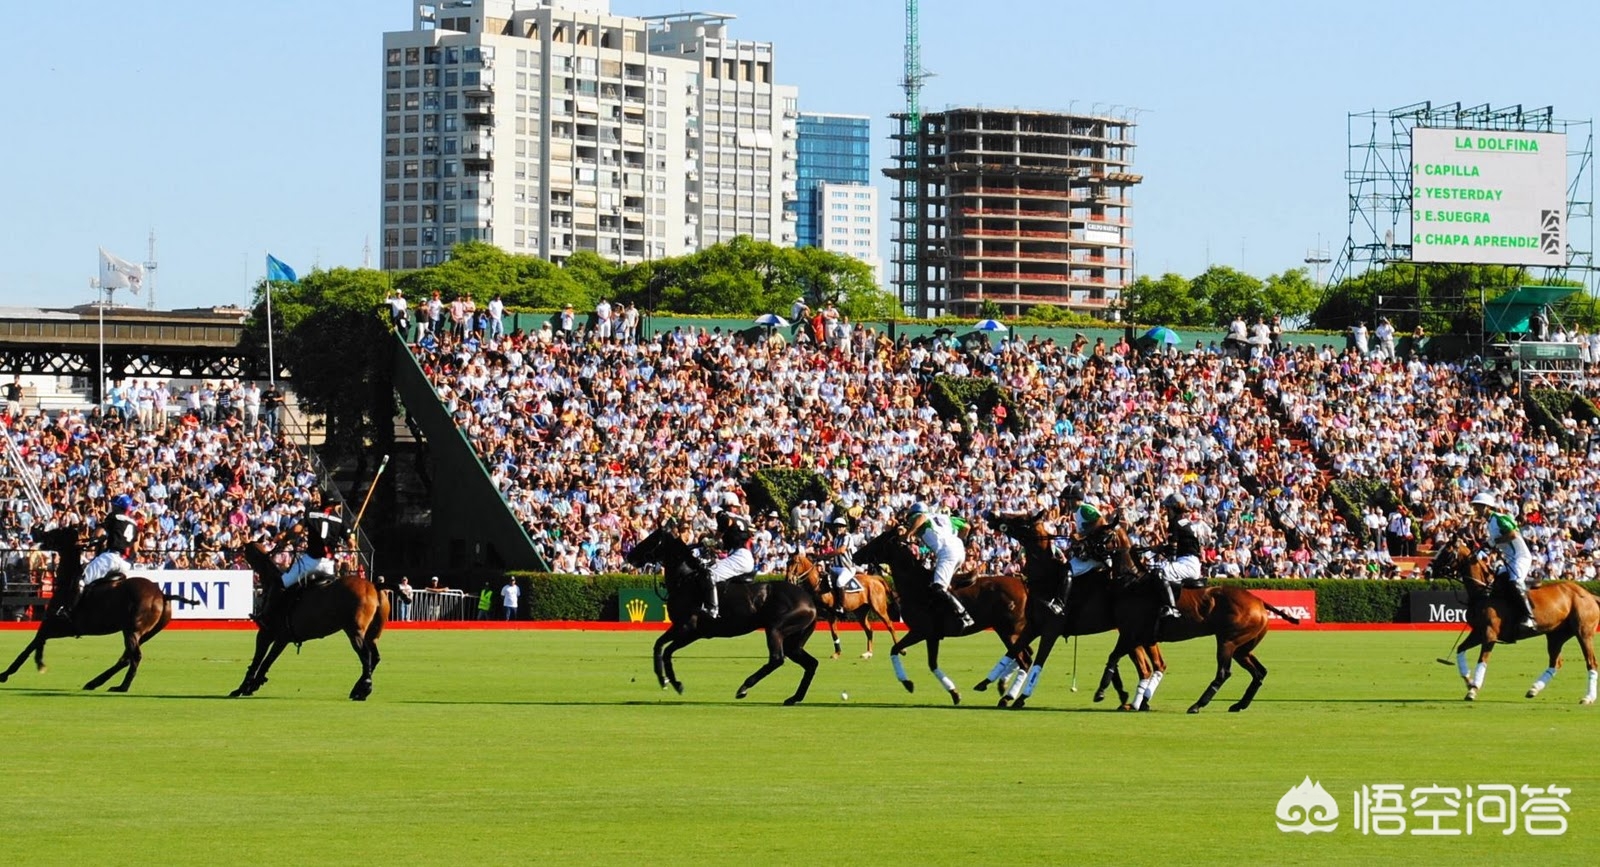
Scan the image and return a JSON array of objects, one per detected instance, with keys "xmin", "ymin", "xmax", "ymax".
[
  {"xmin": 728, "ymin": 570, "xmax": 757, "ymax": 584},
  {"xmin": 300, "ymin": 572, "xmax": 340, "ymax": 591}
]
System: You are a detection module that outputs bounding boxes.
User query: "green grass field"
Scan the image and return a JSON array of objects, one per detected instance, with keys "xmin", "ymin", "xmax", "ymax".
[{"xmin": 0, "ymin": 626, "xmax": 1594, "ymax": 865}]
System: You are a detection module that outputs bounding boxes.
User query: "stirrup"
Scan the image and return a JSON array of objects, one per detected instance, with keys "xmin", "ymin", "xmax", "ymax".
[
  {"xmin": 1044, "ymin": 598, "xmax": 1066, "ymax": 616},
  {"xmin": 1160, "ymin": 606, "xmax": 1181, "ymax": 619}
]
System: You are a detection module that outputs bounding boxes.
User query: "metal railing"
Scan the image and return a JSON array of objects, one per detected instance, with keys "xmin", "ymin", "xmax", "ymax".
[{"xmin": 0, "ymin": 429, "xmax": 53, "ymax": 523}]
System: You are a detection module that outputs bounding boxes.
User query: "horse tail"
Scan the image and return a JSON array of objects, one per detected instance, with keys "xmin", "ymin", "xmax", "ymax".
[{"xmin": 1259, "ymin": 600, "xmax": 1301, "ymax": 625}]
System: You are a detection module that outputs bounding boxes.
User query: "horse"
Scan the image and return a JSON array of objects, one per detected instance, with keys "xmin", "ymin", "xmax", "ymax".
[
  {"xmin": 1095, "ymin": 532, "xmax": 1298, "ymax": 713},
  {"xmin": 0, "ymin": 525, "xmax": 197, "ymax": 693},
  {"xmin": 783, "ymin": 551, "xmax": 899, "ymax": 659},
  {"xmin": 851, "ymin": 528, "xmax": 1031, "ymax": 705},
  {"xmin": 1429, "ymin": 534, "xmax": 1600, "ymax": 704},
  {"xmin": 626, "ymin": 526, "xmax": 819, "ymax": 705},
  {"xmin": 978, "ymin": 511, "xmax": 1146, "ymax": 708},
  {"xmin": 230, "ymin": 542, "xmax": 388, "ymax": 701}
]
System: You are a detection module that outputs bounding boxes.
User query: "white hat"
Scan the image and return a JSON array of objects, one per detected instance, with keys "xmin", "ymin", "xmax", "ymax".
[{"xmin": 1470, "ymin": 492, "xmax": 1498, "ymax": 508}]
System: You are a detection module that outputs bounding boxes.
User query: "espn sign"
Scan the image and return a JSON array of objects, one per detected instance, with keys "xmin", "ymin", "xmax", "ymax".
[{"xmin": 1251, "ymin": 590, "xmax": 1316, "ymax": 628}]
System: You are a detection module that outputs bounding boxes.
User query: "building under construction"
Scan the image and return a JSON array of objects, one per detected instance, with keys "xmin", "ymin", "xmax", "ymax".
[{"xmin": 887, "ymin": 107, "xmax": 1141, "ymax": 318}]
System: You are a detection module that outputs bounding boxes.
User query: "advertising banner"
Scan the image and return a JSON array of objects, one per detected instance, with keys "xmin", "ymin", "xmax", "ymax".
[
  {"xmin": 1251, "ymin": 589, "xmax": 1316, "ymax": 627},
  {"xmin": 151, "ymin": 570, "xmax": 255, "ymax": 620},
  {"xmin": 1407, "ymin": 590, "xmax": 1470, "ymax": 625}
]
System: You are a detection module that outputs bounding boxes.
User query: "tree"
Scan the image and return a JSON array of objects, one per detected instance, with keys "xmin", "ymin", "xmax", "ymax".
[
  {"xmin": 245, "ymin": 267, "xmax": 395, "ymax": 467},
  {"xmin": 1127, "ymin": 272, "xmax": 1206, "ymax": 326},
  {"xmin": 1260, "ymin": 268, "xmax": 1320, "ymax": 321},
  {"xmin": 1191, "ymin": 265, "xmax": 1266, "ymax": 325}
]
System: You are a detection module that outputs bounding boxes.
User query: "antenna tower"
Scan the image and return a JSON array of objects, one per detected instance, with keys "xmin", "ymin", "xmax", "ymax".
[{"xmin": 144, "ymin": 228, "xmax": 159, "ymax": 310}]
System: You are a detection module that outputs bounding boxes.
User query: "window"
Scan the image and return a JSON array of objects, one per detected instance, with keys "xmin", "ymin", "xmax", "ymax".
[
  {"xmin": 386, "ymin": 71, "xmax": 401, "ymax": 90},
  {"xmin": 386, "ymin": 48, "xmax": 402, "ymax": 67},
  {"xmin": 404, "ymin": 47, "xmax": 419, "ymax": 65},
  {"xmin": 404, "ymin": 69, "xmax": 419, "ymax": 88}
]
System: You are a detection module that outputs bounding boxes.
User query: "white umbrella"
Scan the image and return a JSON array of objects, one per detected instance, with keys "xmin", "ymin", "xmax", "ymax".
[
  {"xmin": 754, "ymin": 313, "xmax": 790, "ymax": 327},
  {"xmin": 972, "ymin": 319, "xmax": 1008, "ymax": 332}
]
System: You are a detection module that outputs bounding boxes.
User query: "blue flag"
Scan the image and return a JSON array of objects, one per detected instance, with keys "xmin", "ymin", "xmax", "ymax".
[{"xmin": 266, "ymin": 254, "xmax": 298, "ymax": 284}]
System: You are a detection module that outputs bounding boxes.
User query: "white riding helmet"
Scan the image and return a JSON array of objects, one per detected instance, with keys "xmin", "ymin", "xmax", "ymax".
[
  {"xmin": 1470, "ymin": 492, "xmax": 1498, "ymax": 509},
  {"xmin": 1161, "ymin": 493, "xmax": 1186, "ymax": 512}
]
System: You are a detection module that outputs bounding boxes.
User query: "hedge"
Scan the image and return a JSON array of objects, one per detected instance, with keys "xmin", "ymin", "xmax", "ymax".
[
  {"xmin": 746, "ymin": 468, "xmax": 834, "ymax": 524},
  {"xmin": 516, "ymin": 573, "xmax": 1600, "ymax": 623},
  {"xmin": 928, "ymin": 374, "xmax": 1023, "ymax": 435},
  {"xmin": 1525, "ymin": 388, "xmax": 1600, "ymax": 450},
  {"xmin": 1327, "ymin": 478, "xmax": 1398, "ymax": 534}
]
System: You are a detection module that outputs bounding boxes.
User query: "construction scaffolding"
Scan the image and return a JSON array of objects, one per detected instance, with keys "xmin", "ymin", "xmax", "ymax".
[
  {"xmin": 887, "ymin": 107, "xmax": 1141, "ymax": 319},
  {"xmin": 1331, "ymin": 102, "xmax": 1595, "ymax": 337}
]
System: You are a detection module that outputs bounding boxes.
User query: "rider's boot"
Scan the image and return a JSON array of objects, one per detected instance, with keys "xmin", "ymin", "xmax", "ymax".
[
  {"xmin": 702, "ymin": 576, "xmax": 719, "ymax": 619},
  {"xmin": 1160, "ymin": 581, "xmax": 1181, "ymax": 619},
  {"xmin": 1516, "ymin": 585, "xmax": 1537, "ymax": 630},
  {"xmin": 937, "ymin": 585, "xmax": 975, "ymax": 630}
]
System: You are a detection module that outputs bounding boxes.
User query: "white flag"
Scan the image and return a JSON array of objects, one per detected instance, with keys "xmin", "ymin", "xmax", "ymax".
[{"xmin": 99, "ymin": 247, "xmax": 145, "ymax": 294}]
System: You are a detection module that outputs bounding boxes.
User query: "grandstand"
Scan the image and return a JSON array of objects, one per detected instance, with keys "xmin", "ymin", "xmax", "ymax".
[{"xmin": 6, "ymin": 306, "xmax": 1600, "ymax": 623}]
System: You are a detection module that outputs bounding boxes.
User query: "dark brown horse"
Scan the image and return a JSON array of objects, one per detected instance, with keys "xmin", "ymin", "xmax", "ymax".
[
  {"xmin": 979, "ymin": 511, "xmax": 1144, "ymax": 708},
  {"xmin": 627, "ymin": 526, "xmax": 820, "ymax": 704},
  {"xmin": 852, "ymin": 528, "xmax": 1031, "ymax": 705},
  {"xmin": 230, "ymin": 542, "xmax": 388, "ymax": 701},
  {"xmin": 1429, "ymin": 535, "xmax": 1600, "ymax": 704},
  {"xmin": 0, "ymin": 525, "xmax": 196, "ymax": 692},
  {"xmin": 784, "ymin": 551, "xmax": 899, "ymax": 659},
  {"xmin": 1096, "ymin": 532, "xmax": 1297, "ymax": 713}
]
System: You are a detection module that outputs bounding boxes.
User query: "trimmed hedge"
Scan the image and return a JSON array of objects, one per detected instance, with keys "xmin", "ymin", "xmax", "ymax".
[
  {"xmin": 518, "ymin": 572, "xmax": 1600, "ymax": 624},
  {"xmin": 1327, "ymin": 478, "xmax": 1398, "ymax": 534},
  {"xmin": 928, "ymin": 374, "xmax": 1022, "ymax": 435},
  {"xmin": 1526, "ymin": 388, "xmax": 1600, "ymax": 449},
  {"xmin": 746, "ymin": 468, "xmax": 834, "ymax": 524}
]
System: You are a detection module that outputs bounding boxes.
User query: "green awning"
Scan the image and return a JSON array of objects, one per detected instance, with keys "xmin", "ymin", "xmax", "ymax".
[{"xmin": 1483, "ymin": 285, "xmax": 1581, "ymax": 334}]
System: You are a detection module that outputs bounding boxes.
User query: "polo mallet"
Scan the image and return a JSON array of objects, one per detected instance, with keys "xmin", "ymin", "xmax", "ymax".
[
  {"xmin": 1070, "ymin": 634, "xmax": 1080, "ymax": 692},
  {"xmin": 351, "ymin": 454, "xmax": 391, "ymax": 533},
  {"xmin": 1436, "ymin": 625, "xmax": 1468, "ymax": 666}
]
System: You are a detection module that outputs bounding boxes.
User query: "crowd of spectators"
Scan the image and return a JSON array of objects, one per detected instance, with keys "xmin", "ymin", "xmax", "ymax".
[
  {"xmin": 406, "ymin": 309, "xmax": 1600, "ymax": 582},
  {"xmin": 2, "ymin": 381, "xmax": 323, "ymax": 576},
  {"xmin": 8, "ymin": 310, "xmax": 1600, "ymax": 592}
]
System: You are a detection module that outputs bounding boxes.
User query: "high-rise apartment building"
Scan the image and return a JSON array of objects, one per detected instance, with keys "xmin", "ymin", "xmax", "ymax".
[
  {"xmin": 887, "ymin": 107, "xmax": 1141, "ymax": 318},
  {"xmin": 645, "ymin": 13, "xmax": 799, "ymax": 251},
  {"xmin": 791, "ymin": 113, "xmax": 879, "ymax": 283},
  {"xmin": 380, "ymin": 1, "xmax": 796, "ymax": 270}
]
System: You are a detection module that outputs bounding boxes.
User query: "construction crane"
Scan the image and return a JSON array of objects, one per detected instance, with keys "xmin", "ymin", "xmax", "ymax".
[{"xmin": 899, "ymin": 0, "xmax": 934, "ymax": 314}]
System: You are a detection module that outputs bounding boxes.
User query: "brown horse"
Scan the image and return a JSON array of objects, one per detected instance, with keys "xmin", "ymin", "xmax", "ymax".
[
  {"xmin": 627, "ymin": 526, "xmax": 820, "ymax": 704},
  {"xmin": 784, "ymin": 552, "xmax": 899, "ymax": 659},
  {"xmin": 979, "ymin": 511, "xmax": 1145, "ymax": 708},
  {"xmin": 1097, "ymin": 533, "xmax": 1298, "ymax": 713},
  {"xmin": 231, "ymin": 542, "xmax": 388, "ymax": 701},
  {"xmin": 0, "ymin": 526, "xmax": 197, "ymax": 692},
  {"xmin": 852, "ymin": 528, "xmax": 1031, "ymax": 705},
  {"xmin": 1429, "ymin": 535, "xmax": 1600, "ymax": 704}
]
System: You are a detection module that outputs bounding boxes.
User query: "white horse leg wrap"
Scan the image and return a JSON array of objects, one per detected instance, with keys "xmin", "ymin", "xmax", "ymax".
[
  {"xmin": 1131, "ymin": 677, "xmax": 1151, "ymax": 710},
  {"xmin": 1587, "ymin": 670, "xmax": 1599, "ymax": 702},
  {"xmin": 1472, "ymin": 662, "xmax": 1488, "ymax": 689},
  {"xmin": 1021, "ymin": 664, "xmax": 1044, "ymax": 698},
  {"xmin": 1145, "ymin": 669, "xmax": 1164, "ymax": 700},
  {"xmin": 1456, "ymin": 652, "xmax": 1470, "ymax": 679},
  {"xmin": 892, "ymin": 654, "xmax": 909, "ymax": 683},
  {"xmin": 933, "ymin": 668, "xmax": 956, "ymax": 693}
]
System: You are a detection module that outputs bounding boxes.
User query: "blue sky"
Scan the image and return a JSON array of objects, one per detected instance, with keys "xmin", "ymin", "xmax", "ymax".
[{"xmin": 2, "ymin": 0, "xmax": 1595, "ymax": 311}]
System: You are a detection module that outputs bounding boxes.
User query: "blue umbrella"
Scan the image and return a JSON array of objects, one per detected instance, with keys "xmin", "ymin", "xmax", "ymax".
[
  {"xmin": 972, "ymin": 319, "xmax": 1008, "ymax": 332},
  {"xmin": 753, "ymin": 313, "xmax": 790, "ymax": 328},
  {"xmin": 1141, "ymin": 325, "xmax": 1181, "ymax": 345}
]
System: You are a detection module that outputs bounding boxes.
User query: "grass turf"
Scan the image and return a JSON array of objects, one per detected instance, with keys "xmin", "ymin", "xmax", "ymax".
[{"xmin": 0, "ymin": 627, "xmax": 1595, "ymax": 865}]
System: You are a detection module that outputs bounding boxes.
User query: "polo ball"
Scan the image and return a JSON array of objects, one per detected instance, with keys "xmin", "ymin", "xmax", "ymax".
[{"xmin": 840, "ymin": 692, "xmax": 849, "ymax": 701}]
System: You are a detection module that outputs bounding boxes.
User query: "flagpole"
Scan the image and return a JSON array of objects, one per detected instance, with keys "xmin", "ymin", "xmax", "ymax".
[
  {"xmin": 93, "ymin": 277, "xmax": 104, "ymax": 412},
  {"xmin": 265, "ymin": 252, "xmax": 276, "ymax": 386}
]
